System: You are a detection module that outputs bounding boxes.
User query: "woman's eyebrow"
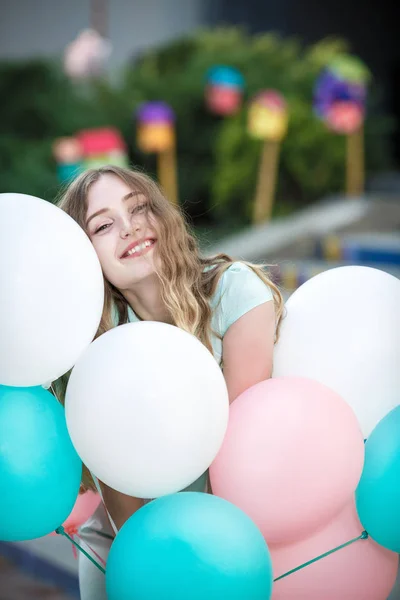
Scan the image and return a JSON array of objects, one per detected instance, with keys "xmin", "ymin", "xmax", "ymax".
[
  {"xmin": 122, "ymin": 192, "xmax": 135, "ymax": 202},
  {"xmin": 86, "ymin": 207, "xmax": 109, "ymax": 227}
]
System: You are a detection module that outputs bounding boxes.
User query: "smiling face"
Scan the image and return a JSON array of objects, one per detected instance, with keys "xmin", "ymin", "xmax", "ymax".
[{"xmin": 85, "ymin": 173, "xmax": 159, "ymax": 290}]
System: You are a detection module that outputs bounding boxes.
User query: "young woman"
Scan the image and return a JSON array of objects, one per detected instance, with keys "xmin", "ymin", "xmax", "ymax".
[{"xmin": 58, "ymin": 165, "xmax": 283, "ymax": 599}]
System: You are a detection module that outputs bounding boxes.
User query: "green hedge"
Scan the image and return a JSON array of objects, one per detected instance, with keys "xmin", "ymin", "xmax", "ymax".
[{"xmin": 0, "ymin": 28, "xmax": 394, "ymax": 227}]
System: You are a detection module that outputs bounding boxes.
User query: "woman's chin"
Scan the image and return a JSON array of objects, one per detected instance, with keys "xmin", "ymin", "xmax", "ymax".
[{"xmin": 121, "ymin": 266, "xmax": 157, "ymax": 288}]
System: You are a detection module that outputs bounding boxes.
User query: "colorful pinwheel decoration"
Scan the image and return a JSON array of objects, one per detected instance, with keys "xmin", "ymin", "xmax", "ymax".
[
  {"xmin": 136, "ymin": 102, "xmax": 178, "ymax": 205},
  {"xmin": 52, "ymin": 137, "xmax": 83, "ymax": 183},
  {"xmin": 248, "ymin": 90, "xmax": 289, "ymax": 224},
  {"xmin": 314, "ymin": 55, "xmax": 370, "ymax": 196},
  {"xmin": 205, "ymin": 66, "xmax": 245, "ymax": 116},
  {"xmin": 64, "ymin": 29, "xmax": 112, "ymax": 80},
  {"xmin": 53, "ymin": 127, "xmax": 128, "ymax": 183}
]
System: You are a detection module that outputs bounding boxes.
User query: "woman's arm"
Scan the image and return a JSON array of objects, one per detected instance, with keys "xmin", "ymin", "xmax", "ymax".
[
  {"xmin": 99, "ymin": 480, "xmax": 144, "ymax": 532},
  {"xmin": 222, "ymin": 302, "xmax": 275, "ymax": 403}
]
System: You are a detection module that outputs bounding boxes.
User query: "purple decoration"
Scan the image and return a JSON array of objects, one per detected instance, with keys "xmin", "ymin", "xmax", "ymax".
[
  {"xmin": 313, "ymin": 69, "xmax": 366, "ymax": 121},
  {"xmin": 136, "ymin": 102, "xmax": 175, "ymax": 124}
]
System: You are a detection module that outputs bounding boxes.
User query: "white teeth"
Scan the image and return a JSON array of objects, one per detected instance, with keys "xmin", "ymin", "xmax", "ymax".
[{"xmin": 125, "ymin": 240, "xmax": 153, "ymax": 257}]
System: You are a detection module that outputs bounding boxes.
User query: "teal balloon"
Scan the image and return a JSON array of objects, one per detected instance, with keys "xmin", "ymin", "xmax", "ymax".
[
  {"xmin": 106, "ymin": 492, "xmax": 273, "ymax": 600},
  {"xmin": 356, "ymin": 405, "xmax": 400, "ymax": 552},
  {"xmin": 0, "ymin": 385, "xmax": 82, "ymax": 541}
]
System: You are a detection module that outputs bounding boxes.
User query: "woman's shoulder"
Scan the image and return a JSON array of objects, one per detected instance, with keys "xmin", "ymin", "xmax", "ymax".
[
  {"xmin": 215, "ymin": 261, "xmax": 273, "ymax": 296},
  {"xmin": 220, "ymin": 261, "xmax": 256, "ymax": 278},
  {"xmin": 212, "ymin": 261, "xmax": 274, "ymax": 335}
]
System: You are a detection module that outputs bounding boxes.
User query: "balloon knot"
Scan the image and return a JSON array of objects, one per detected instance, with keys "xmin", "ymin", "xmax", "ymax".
[
  {"xmin": 361, "ymin": 530, "xmax": 368, "ymax": 540},
  {"xmin": 55, "ymin": 526, "xmax": 65, "ymax": 535}
]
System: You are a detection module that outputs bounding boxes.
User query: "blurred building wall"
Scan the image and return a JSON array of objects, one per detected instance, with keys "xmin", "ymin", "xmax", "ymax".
[{"xmin": 0, "ymin": 0, "xmax": 205, "ymax": 67}]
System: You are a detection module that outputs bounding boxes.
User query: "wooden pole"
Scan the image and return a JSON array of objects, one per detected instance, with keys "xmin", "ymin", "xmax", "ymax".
[
  {"xmin": 157, "ymin": 147, "xmax": 179, "ymax": 205},
  {"xmin": 346, "ymin": 125, "xmax": 364, "ymax": 197},
  {"xmin": 90, "ymin": 0, "xmax": 108, "ymax": 37},
  {"xmin": 253, "ymin": 140, "xmax": 280, "ymax": 224}
]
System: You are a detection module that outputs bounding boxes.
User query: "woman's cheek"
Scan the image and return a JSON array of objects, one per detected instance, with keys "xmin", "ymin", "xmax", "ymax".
[{"xmin": 92, "ymin": 239, "xmax": 113, "ymax": 273}]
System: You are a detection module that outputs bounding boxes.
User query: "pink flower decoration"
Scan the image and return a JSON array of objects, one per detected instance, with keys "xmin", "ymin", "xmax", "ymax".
[
  {"xmin": 326, "ymin": 101, "xmax": 364, "ymax": 135},
  {"xmin": 64, "ymin": 29, "xmax": 112, "ymax": 79}
]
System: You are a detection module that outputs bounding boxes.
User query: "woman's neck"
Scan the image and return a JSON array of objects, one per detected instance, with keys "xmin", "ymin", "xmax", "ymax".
[{"xmin": 122, "ymin": 276, "xmax": 173, "ymax": 324}]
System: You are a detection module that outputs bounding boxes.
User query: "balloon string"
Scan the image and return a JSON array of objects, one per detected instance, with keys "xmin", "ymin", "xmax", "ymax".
[
  {"xmin": 56, "ymin": 524, "xmax": 368, "ymax": 582},
  {"xmin": 84, "ymin": 526, "xmax": 114, "ymax": 541},
  {"xmin": 56, "ymin": 526, "xmax": 106, "ymax": 574},
  {"xmin": 72, "ymin": 542, "xmax": 78, "ymax": 560},
  {"xmin": 273, "ymin": 530, "xmax": 368, "ymax": 582},
  {"xmin": 74, "ymin": 532, "xmax": 107, "ymax": 567}
]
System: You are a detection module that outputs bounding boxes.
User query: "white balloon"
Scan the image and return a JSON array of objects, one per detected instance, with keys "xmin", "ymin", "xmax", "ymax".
[
  {"xmin": 65, "ymin": 321, "xmax": 229, "ymax": 498},
  {"xmin": 273, "ymin": 266, "xmax": 400, "ymax": 437},
  {"xmin": 0, "ymin": 193, "xmax": 104, "ymax": 386}
]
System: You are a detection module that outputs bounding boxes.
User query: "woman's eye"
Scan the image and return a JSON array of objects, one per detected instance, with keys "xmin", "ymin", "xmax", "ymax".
[
  {"xmin": 132, "ymin": 203, "xmax": 147, "ymax": 214},
  {"xmin": 94, "ymin": 223, "xmax": 111, "ymax": 234}
]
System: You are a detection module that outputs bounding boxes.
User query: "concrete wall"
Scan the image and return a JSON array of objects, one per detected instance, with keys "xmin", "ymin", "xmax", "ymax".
[{"xmin": 0, "ymin": 0, "xmax": 205, "ymax": 67}]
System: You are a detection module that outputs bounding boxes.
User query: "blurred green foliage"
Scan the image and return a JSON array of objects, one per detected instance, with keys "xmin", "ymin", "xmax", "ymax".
[{"xmin": 0, "ymin": 28, "xmax": 394, "ymax": 227}]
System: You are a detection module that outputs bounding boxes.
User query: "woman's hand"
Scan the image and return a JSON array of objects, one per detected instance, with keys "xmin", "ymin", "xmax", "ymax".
[{"xmin": 222, "ymin": 302, "xmax": 275, "ymax": 403}]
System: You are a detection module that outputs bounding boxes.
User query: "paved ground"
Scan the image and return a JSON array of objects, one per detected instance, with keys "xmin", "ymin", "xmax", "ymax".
[{"xmin": 0, "ymin": 556, "xmax": 75, "ymax": 600}]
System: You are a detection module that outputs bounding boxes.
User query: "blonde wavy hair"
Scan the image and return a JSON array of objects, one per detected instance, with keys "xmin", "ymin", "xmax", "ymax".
[{"xmin": 56, "ymin": 165, "xmax": 284, "ymax": 490}]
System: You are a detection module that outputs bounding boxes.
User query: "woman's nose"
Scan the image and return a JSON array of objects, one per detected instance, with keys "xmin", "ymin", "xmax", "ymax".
[{"xmin": 120, "ymin": 216, "xmax": 141, "ymax": 239}]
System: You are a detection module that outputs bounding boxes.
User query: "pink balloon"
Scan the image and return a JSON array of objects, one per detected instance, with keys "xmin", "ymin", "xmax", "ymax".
[
  {"xmin": 271, "ymin": 501, "xmax": 398, "ymax": 599},
  {"xmin": 210, "ymin": 377, "xmax": 364, "ymax": 545},
  {"xmin": 50, "ymin": 490, "xmax": 101, "ymax": 536}
]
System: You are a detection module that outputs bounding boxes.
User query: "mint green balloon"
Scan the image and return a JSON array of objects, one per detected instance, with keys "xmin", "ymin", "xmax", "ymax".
[
  {"xmin": 106, "ymin": 492, "xmax": 273, "ymax": 600},
  {"xmin": 356, "ymin": 406, "xmax": 400, "ymax": 552},
  {"xmin": 0, "ymin": 385, "xmax": 82, "ymax": 541}
]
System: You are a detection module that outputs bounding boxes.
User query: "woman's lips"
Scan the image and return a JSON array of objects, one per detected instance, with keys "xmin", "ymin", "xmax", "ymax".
[{"xmin": 121, "ymin": 239, "xmax": 156, "ymax": 259}]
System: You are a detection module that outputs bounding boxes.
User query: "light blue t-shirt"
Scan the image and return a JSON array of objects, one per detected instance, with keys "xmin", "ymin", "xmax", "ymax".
[{"xmin": 125, "ymin": 261, "xmax": 273, "ymax": 365}]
